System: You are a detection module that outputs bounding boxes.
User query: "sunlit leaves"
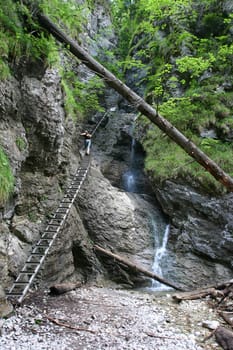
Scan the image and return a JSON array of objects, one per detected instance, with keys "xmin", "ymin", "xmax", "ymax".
[
  {"xmin": 62, "ymin": 71, "xmax": 104, "ymax": 119},
  {"xmin": 176, "ymin": 56, "xmax": 214, "ymax": 79},
  {"xmin": 40, "ymin": 0, "xmax": 85, "ymax": 36}
]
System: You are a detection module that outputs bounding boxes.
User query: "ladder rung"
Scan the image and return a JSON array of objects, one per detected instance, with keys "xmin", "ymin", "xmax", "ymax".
[
  {"xmin": 35, "ymin": 246, "xmax": 50, "ymax": 250},
  {"xmin": 13, "ymin": 282, "xmax": 28, "ymax": 286},
  {"xmin": 37, "ymin": 238, "xmax": 52, "ymax": 242},
  {"xmin": 51, "ymin": 219, "xmax": 65, "ymax": 225},
  {"xmin": 41, "ymin": 232, "xmax": 55, "ymax": 239},
  {"xmin": 73, "ymin": 175, "xmax": 85, "ymax": 180},
  {"xmin": 34, "ymin": 242, "xmax": 50, "ymax": 248},
  {"xmin": 18, "ymin": 271, "xmax": 33, "ymax": 275},
  {"xmin": 60, "ymin": 199, "xmax": 72, "ymax": 204},
  {"xmin": 67, "ymin": 188, "xmax": 77, "ymax": 192},
  {"xmin": 6, "ymin": 158, "xmax": 91, "ymax": 303},
  {"xmin": 21, "ymin": 266, "xmax": 36, "ymax": 272},
  {"xmin": 27, "ymin": 256, "xmax": 42, "ymax": 263},
  {"xmin": 56, "ymin": 208, "xmax": 69, "ymax": 213},
  {"xmin": 52, "ymin": 214, "xmax": 65, "ymax": 220},
  {"xmin": 32, "ymin": 247, "xmax": 47, "ymax": 254},
  {"xmin": 58, "ymin": 203, "xmax": 71, "ymax": 208},
  {"xmin": 46, "ymin": 225, "xmax": 60, "ymax": 231},
  {"xmin": 7, "ymin": 292, "xmax": 23, "ymax": 297}
]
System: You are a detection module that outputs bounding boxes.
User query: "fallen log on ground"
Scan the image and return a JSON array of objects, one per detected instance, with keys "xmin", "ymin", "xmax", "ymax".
[
  {"xmin": 172, "ymin": 288, "xmax": 218, "ymax": 301},
  {"xmin": 94, "ymin": 245, "xmax": 183, "ymax": 291},
  {"xmin": 49, "ymin": 282, "xmax": 82, "ymax": 295},
  {"xmin": 173, "ymin": 280, "xmax": 233, "ymax": 302}
]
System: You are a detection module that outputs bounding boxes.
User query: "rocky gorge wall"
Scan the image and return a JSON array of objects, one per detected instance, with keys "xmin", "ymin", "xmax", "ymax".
[
  {"xmin": 0, "ymin": 0, "xmax": 233, "ymax": 307},
  {"xmin": 0, "ymin": 2, "xmax": 116, "ymax": 294},
  {"xmin": 78, "ymin": 105, "xmax": 233, "ymax": 290},
  {"xmin": 156, "ymin": 181, "xmax": 233, "ymax": 288}
]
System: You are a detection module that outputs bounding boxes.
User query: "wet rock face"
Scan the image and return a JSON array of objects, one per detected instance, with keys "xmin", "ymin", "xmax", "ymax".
[
  {"xmin": 77, "ymin": 165, "xmax": 162, "ymax": 287},
  {"xmin": 156, "ymin": 181, "xmax": 233, "ymax": 288}
]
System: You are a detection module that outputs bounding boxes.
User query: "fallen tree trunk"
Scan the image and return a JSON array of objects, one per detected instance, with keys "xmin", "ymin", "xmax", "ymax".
[
  {"xmin": 37, "ymin": 13, "xmax": 233, "ymax": 192},
  {"xmin": 173, "ymin": 280, "xmax": 233, "ymax": 301},
  {"xmin": 94, "ymin": 245, "xmax": 183, "ymax": 291},
  {"xmin": 173, "ymin": 288, "xmax": 217, "ymax": 302}
]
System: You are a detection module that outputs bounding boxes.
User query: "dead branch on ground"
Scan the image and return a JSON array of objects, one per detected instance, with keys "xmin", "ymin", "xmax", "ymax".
[{"xmin": 45, "ymin": 314, "xmax": 96, "ymax": 334}]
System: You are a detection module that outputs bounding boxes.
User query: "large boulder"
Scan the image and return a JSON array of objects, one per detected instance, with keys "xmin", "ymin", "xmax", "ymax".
[
  {"xmin": 156, "ymin": 181, "xmax": 233, "ymax": 288},
  {"xmin": 77, "ymin": 163, "xmax": 167, "ymax": 287}
]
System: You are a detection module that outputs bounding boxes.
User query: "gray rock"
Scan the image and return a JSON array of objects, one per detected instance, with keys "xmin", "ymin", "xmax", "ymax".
[
  {"xmin": 0, "ymin": 285, "xmax": 13, "ymax": 318},
  {"xmin": 156, "ymin": 181, "xmax": 233, "ymax": 287}
]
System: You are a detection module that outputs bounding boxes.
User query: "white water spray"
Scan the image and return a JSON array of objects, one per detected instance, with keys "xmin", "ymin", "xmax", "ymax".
[{"xmin": 151, "ymin": 222, "xmax": 171, "ymax": 291}]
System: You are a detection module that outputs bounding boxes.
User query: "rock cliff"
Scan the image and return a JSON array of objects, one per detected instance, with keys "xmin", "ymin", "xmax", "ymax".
[
  {"xmin": 0, "ymin": 0, "xmax": 232, "ymax": 307},
  {"xmin": 156, "ymin": 181, "xmax": 233, "ymax": 288}
]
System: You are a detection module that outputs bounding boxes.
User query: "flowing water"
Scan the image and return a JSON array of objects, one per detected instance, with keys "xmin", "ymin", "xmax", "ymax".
[
  {"xmin": 122, "ymin": 138, "xmax": 138, "ymax": 193},
  {"xmin": 122, "ymin": 132, "xmax": 171, "ymax": 291},
  {"xmin": 151, "ymin": 221, "xmax": 171, "ymax": 291}
]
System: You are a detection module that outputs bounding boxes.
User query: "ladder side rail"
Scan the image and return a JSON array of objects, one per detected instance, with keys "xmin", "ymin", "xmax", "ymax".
[{"xmin": 7, "ymin": 156, "xmax": 91, "ymax": 303}]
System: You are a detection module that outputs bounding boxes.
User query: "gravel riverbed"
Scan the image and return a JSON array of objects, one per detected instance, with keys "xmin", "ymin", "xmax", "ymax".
[{"xmin": 0, "ymin": 286, "xmax": 222, "ymax": 349}]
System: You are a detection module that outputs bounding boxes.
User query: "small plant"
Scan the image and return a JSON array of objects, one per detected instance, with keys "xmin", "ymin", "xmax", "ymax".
[
  {"xmin": 16, "ymin": 137, "xmax": 27, "ymax": 151},
  {"xmin": 0, "ymin": 146, "xmax": 14, "ymax": 205},
  {"xmin": 28, "ymin": 211, "xmax": 37, "ymax": 222}
]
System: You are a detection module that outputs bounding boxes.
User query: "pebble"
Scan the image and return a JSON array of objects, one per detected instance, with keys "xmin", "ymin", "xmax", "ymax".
[{"xmin": 0, "ymin": 287, "xmax": 221, "ymax": 350}]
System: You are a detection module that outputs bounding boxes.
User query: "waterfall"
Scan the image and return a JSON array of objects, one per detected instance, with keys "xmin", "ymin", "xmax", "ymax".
[
  {"xmin": 122, "ymin": 170, "xmax": 136, "ymax": 192},
  {"xmin": 122, "ymin": 138, "xmax": 137, "ymax": 192},
  {"xmin": 121, "ymin": 117, "xmax": 171, "ymax": 291},
  {"xmin": 151, "ymin": 223, "xmax": 171, "ymax": 291}
]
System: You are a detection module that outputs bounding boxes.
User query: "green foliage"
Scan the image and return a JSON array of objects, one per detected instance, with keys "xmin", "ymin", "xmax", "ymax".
[
  {"xmin": 176, "ymin": 55, "xmax": 215, "ymax": 79},
  {"xmin": 200, "ymin": 13, "xmax": 227, "ymax": 38},
  {"xmin": 16, "ymin": 137, "xmax": 27, "ymax": 151},
  {"xmin": 0, "ymin": 146, "xmax": 14, "ymax": 205},
  {"xmin": 0, "ymin": 59, "xmax": 10, "ymax": 79},
  {"xmin": 0, "ymin": 0, "xmax": 88, "ymax": 79},
  {"xmin": 40, "ymin": 0, "xmax": 85, "ymax": 37},
  {"xmin": 0, "ymin": 0, "xmax": 60, "ymax": 77},
  {"xmin": 142, "ymin": 125, "xmax": 232, "ymax": 193},
  {"xmin": 110, "ymin": 0, "xmax": 141, "ymax": 62},
  {"xmin": 62, "ymin": 70, "xmax": 105, "ymax": 120},
  {"xmin": 112, "ymin": 0, "xmax": 233, "ymax": 192},
  {"xmin": 158, "ymin": 97, "xmax": 198, "ymax": 132}
]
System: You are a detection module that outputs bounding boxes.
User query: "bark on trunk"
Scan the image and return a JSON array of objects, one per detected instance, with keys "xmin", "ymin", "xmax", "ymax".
[
  {"xmin": 37, "ymin": 13, "xmax": 233, "ymax": 192},
  {"xmin": 94, "ymin": 245, "xmax": 183, "ymax": 291},
  {"xmin": 172, "ymin": 280, "xmax": 233, "ymax": 301}
]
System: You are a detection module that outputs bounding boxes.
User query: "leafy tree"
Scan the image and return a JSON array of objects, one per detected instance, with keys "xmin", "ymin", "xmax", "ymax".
[{"xmin": 111, "ymin": 0, "xmax": 233, "ymax": 192}]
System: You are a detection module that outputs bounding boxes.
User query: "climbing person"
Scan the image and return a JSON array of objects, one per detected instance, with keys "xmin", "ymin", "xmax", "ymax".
[{"xmin": 80, "ymin": 130, "xmax": 92, "ymax": 155}]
